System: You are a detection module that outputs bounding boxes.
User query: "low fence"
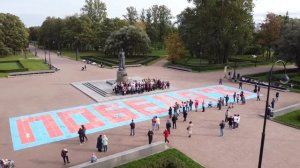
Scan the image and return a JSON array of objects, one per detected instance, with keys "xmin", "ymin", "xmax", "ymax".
[{"xmin": 70, "ymin": 141, "xmax": 169, "ymax": 168}]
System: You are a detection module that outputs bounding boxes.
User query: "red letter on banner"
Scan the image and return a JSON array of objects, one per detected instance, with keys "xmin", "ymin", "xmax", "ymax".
[
  {"xmin": 176, "ymin": 91, "xmax": 217, "ymax": 103},
  {"xmin": 57, "ymin": 108, "xmax": 105, "ymax": 133},
  {"xmin": 124, "ymin": 98, "xmax": 166, "ymax": 116},
  {"xmin": 93, "ymin": 103, "xmax": 139, "ymax": 123},
  {"xmin": 152, "ymin": 95, "xmax": 183, "ymax": 107},
  {"xmin": 16, "ymin": 115, "xmax": 63, "ymax": 144}
]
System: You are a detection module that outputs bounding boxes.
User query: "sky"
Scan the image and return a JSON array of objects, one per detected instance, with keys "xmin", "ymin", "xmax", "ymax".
[{"xmin": 0, "ymin": 0, "xmax": 300, "ymax": 27}]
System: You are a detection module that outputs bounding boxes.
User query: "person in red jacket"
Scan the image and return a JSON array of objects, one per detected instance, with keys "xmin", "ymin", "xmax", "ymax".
[{"xmin": 163, "ymin": 129, "xmax": 170, "ymax": 143}]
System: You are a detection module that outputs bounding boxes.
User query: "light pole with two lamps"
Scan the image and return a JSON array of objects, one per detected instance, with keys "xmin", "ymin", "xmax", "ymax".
[{"xmin": 258, "ymin": 60, "xmax": 289, "ymax": 168}]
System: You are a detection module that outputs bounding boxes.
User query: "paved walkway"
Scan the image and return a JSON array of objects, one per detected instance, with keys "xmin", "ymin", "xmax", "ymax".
[{"xmin": 0, "ymin": 47, "xmax": 299, "ymax": 168}]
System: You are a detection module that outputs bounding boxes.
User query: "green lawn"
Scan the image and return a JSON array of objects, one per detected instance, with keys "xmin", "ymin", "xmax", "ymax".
[
  {"xmin": 0, "ymin": 62, "xmax": 22, "ymax": 70},
  {"xmin": 117, "ymin": 148, "xmax": 204, "ymax": 168},
  {"xmin": 150, "ymin": 49, "xmax": 167, "ymax": 56},
  {"xmin": 61, "ymin": 50, "xmax": 103, "ymax": 60},
  {"xmin": 0, "ymin": 54, "xmax": 49, "ymax": 77},
  {"xmin": 274, "ymin": 110, "xmax": 300, "ymax": 129}
]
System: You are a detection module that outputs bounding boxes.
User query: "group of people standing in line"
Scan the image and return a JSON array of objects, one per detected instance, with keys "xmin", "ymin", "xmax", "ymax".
[{"xmin": 113, "ymin": 78, "xmax": 170, "ymax": 95}]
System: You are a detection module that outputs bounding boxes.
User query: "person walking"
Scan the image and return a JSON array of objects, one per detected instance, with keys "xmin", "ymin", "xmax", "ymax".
[
  {"xmin": 61, "ymin": 147, "xmax": 70, "ymax": 165},
  {"xmin": 96, "ymin": 135, "xmax": 103, "ymax": 152},
  {"xmin": 163, "ymin": 129, "xmax": 170, "ymax": 143},
  {"xmin": 219, "ymin": 120, "xmax": 225, "ymax": 137},
  {"xmin": 102, "ymin": 135, "xmax": 108, "ymax": 152},
  {"xmin": 187, "ymin": 121, "xmax": 193, "ymax": 138},
  {"xmin": 219, "ymin": 78, "xmax": 223, "ymax": 85},
  {"xmin": 202, "ymin": 100, "xmax": 205, "ymax": 112},
  {"xmin": 130, "ymin": 120, "xmax": 135, "ymax": 136},
  {"xmin": 236, "ymin": 94, "xmax": 240, "ymax": 104},
  {"xmin": 147, "ymin": 129, "xmax": 153, "ymax": 144},
  {"xmin": 257, "ymin": 91, "xmax": 261, "ymax": 101},
  {"xmin": 166, "ymin": 120, "xmax": 172, "ymax": 134},
  {"xmin": 81, "ymin": 125, "xmax": 88, "ymax": 142},
  {"xmin": 228, "ymin": 116, "xmax": 233, "ymax": 129},
  {"xmin": 156, "ymin": 116, "xmax": 160, "ymax": 130},
  {"xmin": 275, "ymin": 92, "xmax": 279, "ymax": 101},
  {"xmin": 151, "ymin": 117, "xmax": 156, "ymax": 131},
  {"xmin": 271, "ymin": 98, "xmax": 275, "ymax": 109},
  {"xmin": 225, "ymin": 109, "xmax": 230, "ymax": 122},
  {"xmin": 78, "ymin": 127, "xmax": 84, "ymax": 145},
  {"xmin": 168, "ymin": 107, "xmax": 172, "ymax": 118},
  {"xmin": 194, "ymin": 100, "xmax": 199, "ymax": 112},
  {"xmin": 172, "ymin": 115, "xmax": 177, "ymax": 129}
]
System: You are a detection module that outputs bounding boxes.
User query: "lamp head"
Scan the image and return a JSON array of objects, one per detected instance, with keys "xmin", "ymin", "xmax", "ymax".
[{"xmin": 280, "ymin": 74, "xmax": 289, "ymax": 84}]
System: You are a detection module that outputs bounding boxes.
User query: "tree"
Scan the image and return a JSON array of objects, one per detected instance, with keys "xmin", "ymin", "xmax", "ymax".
[
  {"xmin": 0, "ymin": 13, "xmax": 28, "ymax": 55},
  {"xmin": 123, "ymin": 6, "xmax": 138, "ymax": 25},
  {"xmin": 276, "ymin": 19, "xmax": 300, "ymax": 68},
  {"xmin": 38, "ymin": 17, "xmax": 63, "ymax": 50},
  {"xmin": 28, "ymin": 26, "xmax": 39, "ymax": 42},
  {"xmin": 165, "ymin": 32, "xmax": 186, "ymax": 63},
  {"xmin": 178, "ymin": 0, "xmax": 254, "ymax": 64},
  {"xmin": 257, "ymin": 13, "xmax": 285, "ymax": 60},
  {"xmin": 104, "ymin": 26, "xmax": 151, "ymax": 56},
  {"xmin": 81, "ymin": 0, "xmax": 107, "ymax": 24},
  {"xmin": 144, "ymin": 5, "xmax": 172, "ymax": 49}
]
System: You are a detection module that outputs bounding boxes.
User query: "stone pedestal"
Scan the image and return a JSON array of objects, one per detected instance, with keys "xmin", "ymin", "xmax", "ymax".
[{"xmin": 117, "ymin": 69, "xmax": 128, "ymax": 83}]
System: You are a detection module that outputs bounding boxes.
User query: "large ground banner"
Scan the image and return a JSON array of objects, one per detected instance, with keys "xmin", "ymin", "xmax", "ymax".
[{"xmin": 9, "ymin": 85, "xmax": 256, "ymax": 150}]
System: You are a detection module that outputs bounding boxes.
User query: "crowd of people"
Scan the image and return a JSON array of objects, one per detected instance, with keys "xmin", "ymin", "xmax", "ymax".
[{"xmin": 113, "ymin": 78, "xmax": 170, "ymax": 95}]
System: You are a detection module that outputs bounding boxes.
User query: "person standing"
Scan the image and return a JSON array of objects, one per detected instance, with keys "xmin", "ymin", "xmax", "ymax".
[
  {"xmin": 96, "ymin": 135, "xmax": 103, "ymax": 152},
  {"xmin": 151, "ymin": 117, "xmax": 156, "ymax": 131},
  {"xmin": 172, "ymin": 115, "xmax": 177, "ymax": 129},
  {"xmin": 147, "ymin": 129, "xmax": 153, "ymax": 144},
  {"xmin": 275, "ymin": 92, "xmax": 279, "ymax": 101},
  {"xmin": 228, "ymin": 116, "xmax": 233, "ymax": 129},
  {"xmin": 219, "ymin": 78, "xmax": 223, "ymax": 85},
  {"xmin": 156, "ymin": 116, "xmax": 160, "ymax": 130},
  {"xmin": 163, "ymin": 129, "xmax": 170, "ymax": 143},
  {"xmin": 225, "ymin": 110, "xmax": 230, "ymax": 122},
  {"xmin": 225, "ymin": 95, "xmax": 229, "ymax": 106},
  {"xmin": 61, "ymin": 147, "xmax": 70, "ymax": 165},
  {"xmin": 78, "ymin": 127, "xmax": 84, "ymax": 145},
  {"xmin": 236, "ymin": 114, "xmax": 240, "ymax": 128},
  {"xmin": 233, "ymin": 92, "xmax": 236, "ymax": 103},
  {"xmin": 187, "ymin": 121, "xmax": 193, "ymax": 138},
  {"xmin": 130, "ymin": 120, "xmax": 135, "ymax": 136},
  {"xmin": 194, "ymin": 100, "xmax": 199, "ymax": 112},
  {"xmin": 168, "ymin": 107, "xmax": 172, "ymax": 118},
  {"xmin": 239, "ymin": 81, "xmax": 243, "ymax": 89},
  {"xmin": 257, "ymin": 91, "xmax": 261, "ymax": 101},
  {"xmin": 102, "ymin": 135, "xmax": 108, "ymax": 152},
  {"xmin": 233, "ymin": 115, "xmax": 238, "ymax": 129},
  {"xmin": 166, "ymin": 120, "xmax": 172, "ymax": 134},
  {"xmin": 183, "ymin": 110, "xmax": 188, "ymax": 122},
  {"xmin": 189, "ymin": 99, "xmax": 193, "ymax": 111},
  {"xmin": 202, "ymin": 100, "xmax": 205, "ymax": 112},
  {"xmin": 219, "ymin": 120, "xmax": 225, "ymax": 137},
  {"xmin": 81, "ymin": 125, "xmax": 88, "ymax": 142}
]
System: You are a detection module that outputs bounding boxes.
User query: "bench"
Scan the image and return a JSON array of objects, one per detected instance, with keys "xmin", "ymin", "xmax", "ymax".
[
  {"xmin": 167, "ymin": 65, "xmax": 192, "ymax": 72},
  {"xmin": 70, "ymin": 141, "xmax": 168, "ymax": 168}
]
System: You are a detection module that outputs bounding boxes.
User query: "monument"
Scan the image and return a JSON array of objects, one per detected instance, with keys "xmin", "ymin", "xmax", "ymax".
[{"xmin": 116, "ymin": 49, "xmax": 128, "ymax": 82}]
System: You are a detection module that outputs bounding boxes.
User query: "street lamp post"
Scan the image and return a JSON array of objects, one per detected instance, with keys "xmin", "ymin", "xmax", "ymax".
[
  {"xmin": 34, "ymin": 42, "xmax": 37, "ymax": 56},
  {"xmin": 44, "ymin": 49, "xmax": 47, "ymax": 63},
  {"xmin": 258, "ymin": 60, "xmax": 289, "ymax": 168}
]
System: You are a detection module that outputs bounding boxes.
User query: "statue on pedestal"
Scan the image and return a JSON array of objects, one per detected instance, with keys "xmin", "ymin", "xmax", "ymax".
[{"xmin": 116, "ymin": 49, "xmax": 128, "ymax": 82}]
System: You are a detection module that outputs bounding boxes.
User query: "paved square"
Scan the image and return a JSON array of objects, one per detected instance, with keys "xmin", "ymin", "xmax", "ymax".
[{"xmin": 9, "ymin": 85, "xmax": 256, "ymax": 150}]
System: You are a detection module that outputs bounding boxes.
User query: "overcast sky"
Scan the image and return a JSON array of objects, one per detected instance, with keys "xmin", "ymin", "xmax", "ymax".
[{"xmin": 0, "ymin": 0, "xmax": 300, "ymax": 27}]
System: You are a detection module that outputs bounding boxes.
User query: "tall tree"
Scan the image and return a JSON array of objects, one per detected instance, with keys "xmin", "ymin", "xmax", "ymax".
[
  {"xmin": 276, "ymin": 19, "xmax": 300, "ymax": 68},
  {"xmin": 0, "ymin": 13, "xmax": 28, "ymax": 55},
  {"xmin": 28, "ymin": 26, "xmax": 40, "ymax": 42},
  {"xmin": 123, "ymin": 6, "xmax": 138, "ymax": 25},
  {"xmin": 179, "ymin": 0, "xmax": 254, "ymax": 64},
  {"xmin": 81, "ymin": 0, "xmax": 107, "ymax": 24},
  {"xmin": 257, "ymin": 13, "xmax": 285, "ymax": 60},
  {"xmin": 165, "ymin": 32, "xmax": 186, "ymax": 63},
  {"xmin": 38, "ymin": 17, "xmax": 63, "ymax": 50}
]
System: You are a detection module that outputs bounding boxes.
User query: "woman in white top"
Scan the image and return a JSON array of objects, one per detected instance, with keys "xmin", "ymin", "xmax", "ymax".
[
  {"xmin": 155, "ymin": 116, "xmax": 160, "ymax": 130},
  {"xmin": 102, "ymin": 135, "xmax": 108, "ymax": 152}
]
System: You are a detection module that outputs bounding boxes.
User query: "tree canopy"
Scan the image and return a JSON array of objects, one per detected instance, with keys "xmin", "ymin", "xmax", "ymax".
[
  {"xmin": 0, "ymin": 13, "xmax": 28, "ymax": 56},
  {"xmin": 104, "ymin": 26, "xmax": 151, "ymax": 56}
]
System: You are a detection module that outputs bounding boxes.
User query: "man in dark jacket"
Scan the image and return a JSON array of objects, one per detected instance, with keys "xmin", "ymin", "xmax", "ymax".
[
  {"xmin": 147, "ymin": 129, "xmax": 153, "ymax": 144},
  {"xmin": 96, "ymin": 135, "xmax": 103, "ymax": 152},
  {"xmin": 166, "ymin": 120, "xmax": 172, "ymax": 134},
  {"xmin": 172, "ymin": 115, "xmax": 177, "ymax": 129},
  {"xmin": 130, "ymin": 120, "xmax": 135, "ymax": 136}
]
